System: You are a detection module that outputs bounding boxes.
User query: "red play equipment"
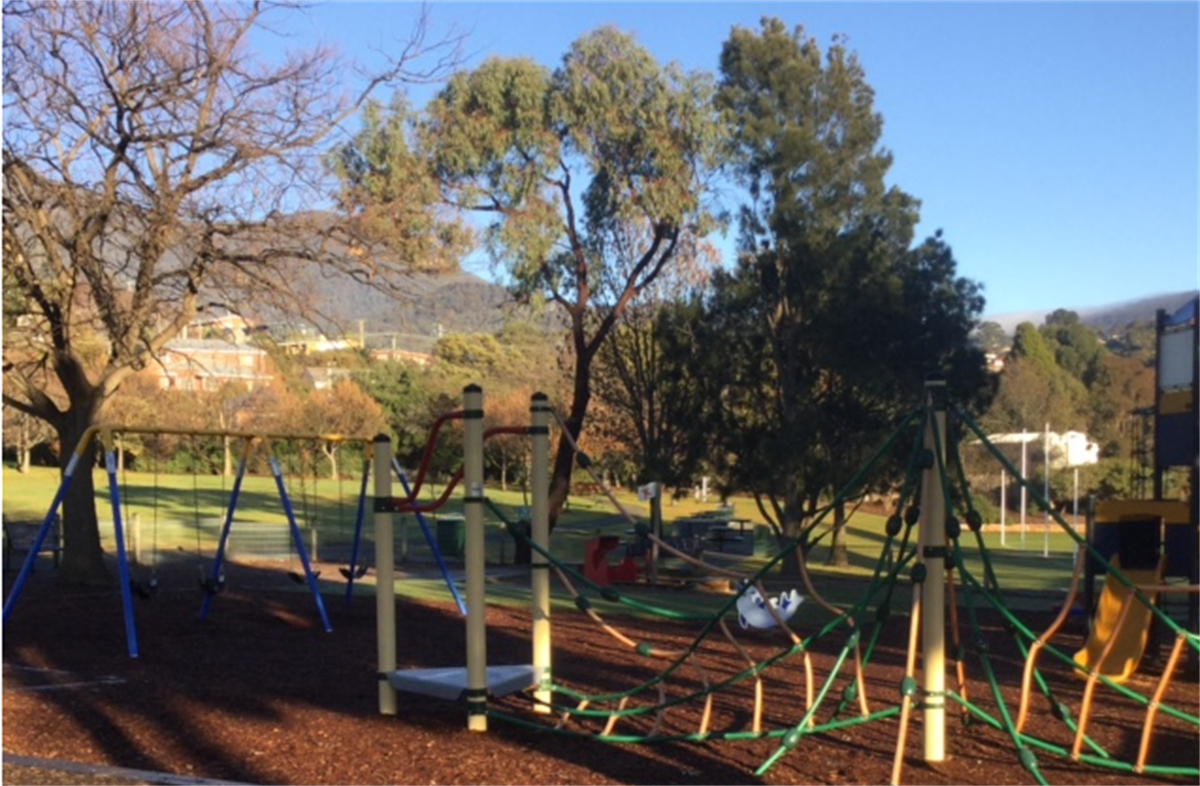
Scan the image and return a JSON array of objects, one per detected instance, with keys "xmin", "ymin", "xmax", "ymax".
[{"xmin": 583, "ymin": 536, "xmax": 641, "ymax": 586}]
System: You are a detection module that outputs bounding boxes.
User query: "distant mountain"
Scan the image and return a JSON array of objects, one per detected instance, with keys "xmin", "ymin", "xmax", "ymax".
[
  {"xmin": 986, "ymin": 290, "xmax": 1198, "ymax": 335},
  {"xmin": 319, "ymin": 269, "xmax": 513, "ymax": 337},
  {"xmin": 1077, "ymin": 291, "xmax": 1198, "ymax": 333}
]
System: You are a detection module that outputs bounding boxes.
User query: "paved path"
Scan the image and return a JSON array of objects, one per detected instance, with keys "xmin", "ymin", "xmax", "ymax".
[{"xmin": 2, "ymin": 755, "xmax": 247, "ymax": 785}]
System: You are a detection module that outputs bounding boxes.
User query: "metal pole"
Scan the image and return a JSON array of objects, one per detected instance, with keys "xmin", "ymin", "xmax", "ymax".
[
  {"xmin": 373, "ymin": 435, "xmax": 397, "ymax": 715},
  {"xmin": 1073, "ymin": 467, "xmax": 1079, "ymax": 554},
  {"xmin": 463, "ymin": 384, "xmax": 488, "ymax": 732},
  {"xmin": 1043, "ymin": 423, "xmax": 1050, "ymax": 558},
  {"xmin": 920, "ymin": 374, "xmax": 947, "ymax": 763},
  {"xmin": 530, "ymin": 393, "xmax": 552, "ymax": 714},
  {"xmin": 1020, "ymin": 429, "xmax": 1028, "ymax": 547},
  {"xmin": 104, "ymin": 445, "xmax": 139, "ymax": 659},
  {"xmin": 1000, "ymin": 470, "xmax": 1006, "ymax": 547},
  {"xmin": 649, "ymin": 487, "xmax": 662, "ymax": 586}
]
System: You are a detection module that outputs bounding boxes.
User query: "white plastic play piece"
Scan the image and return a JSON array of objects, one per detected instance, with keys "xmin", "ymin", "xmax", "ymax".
[{"xmin": 735, "ymin": 582, "xmax": 804, "ymax": 630}]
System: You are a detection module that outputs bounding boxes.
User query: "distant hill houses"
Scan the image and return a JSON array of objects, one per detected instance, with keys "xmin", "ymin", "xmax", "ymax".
[
  {"xmin": 154, "ymin": 313, "xmax": 435, "ymax": 392},
  {"xmin": 979, "ymin": 430, "xmax": 1100, "ymax": 470},
  {"xmin": 155, "ymin": 338, "xmax": 274, "ymax": 392}
]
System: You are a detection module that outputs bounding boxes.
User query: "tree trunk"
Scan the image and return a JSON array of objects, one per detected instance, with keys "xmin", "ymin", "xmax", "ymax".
[
  {"xmin": 16, "ymin": 418, "xmax": 31, "ymax": 473},
  {"xmin": 827, "ymin": 499, "xmax": 849, "ymax": 567},
  {"xmin": 776, "ymin": 488, "xmax": 807, "ymax": 578},
  {"xmin": 56, "ymin": 414, "xmax": 109, "ymax": 585},
  {"xmin": 323, "ymin": 445, "xmax": 339, "ymax": 481},
  {"xmin": 548, "ymin": 354, "xmax": 592, "ymax": 530}
]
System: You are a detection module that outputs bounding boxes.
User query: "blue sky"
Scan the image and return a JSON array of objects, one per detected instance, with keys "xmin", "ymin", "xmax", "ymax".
[{"xmin": 276, "ymin": 2, "xmax": 1199, "ymax": 321}]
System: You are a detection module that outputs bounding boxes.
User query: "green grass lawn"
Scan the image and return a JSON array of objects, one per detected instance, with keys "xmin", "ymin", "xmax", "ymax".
[{"xmin": 4, "ymin": 463, "xmax": 1088, "ymax": 617}]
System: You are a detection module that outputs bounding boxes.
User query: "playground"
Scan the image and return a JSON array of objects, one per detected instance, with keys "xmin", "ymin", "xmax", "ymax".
[
  {"xmin": 3, "ymin": 551, "xmax": 1197, "ymax": 786},
  {"xmin": 4, "ymin": 302, "xmax": 1198, "ymax": 785}
]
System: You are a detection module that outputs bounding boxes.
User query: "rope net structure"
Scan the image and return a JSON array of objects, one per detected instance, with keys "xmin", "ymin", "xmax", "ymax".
[{"xmin": 469, "ymin": 397, "xmax": 1197, "ymax": 786}]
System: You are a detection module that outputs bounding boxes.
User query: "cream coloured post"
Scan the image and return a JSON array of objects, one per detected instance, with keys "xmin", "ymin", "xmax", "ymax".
[
  {"xmin": 530, "ymin": 392, "xmax": 552, "ymax": 713},
  {"xmin": 463, "ymin": 385, "xmax": 488, "ymax": 731},
  {"xmin": 919, "ymin": 374, "xmax": 947, "ymax": 762},
  {"xmin": 373, "ymin": 435, "xmax": 397, "ymax": 715}
]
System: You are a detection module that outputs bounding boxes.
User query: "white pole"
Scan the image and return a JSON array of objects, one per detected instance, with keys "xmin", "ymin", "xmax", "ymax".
[
  {"xmin": 999, "ymin": 470, "xmax": 1006, "ymax": 547},
  {"xmin": 920, "ymin": 375, "xmax": 947, "ymax": 763},
  {"xmin": 1020, "ymin": 429, "xmax": 1028, "ymax": 547},
  {"xmin": 530, "ymin": 393, "xmax": 552, "ymax": 714},
  {"xmin": 1043, "ymin": 423, "xmax": 1050, "ymax": 558},
  {"xmin": 1073, "ymin": 467, "xmax": 1080, "ymax": 555},
  {"xmin": 463, "ymin": 384, "xmax": 488, "ymax": 732},
  {"xmin": 373, "ymin": 436, "xmax": 397, "ymax": 715}
]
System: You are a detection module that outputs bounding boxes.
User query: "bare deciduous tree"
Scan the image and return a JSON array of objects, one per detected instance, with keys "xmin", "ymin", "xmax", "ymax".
[{"xmin": 1, "ymin": 0, "xmax": 463, "ymax": 581}]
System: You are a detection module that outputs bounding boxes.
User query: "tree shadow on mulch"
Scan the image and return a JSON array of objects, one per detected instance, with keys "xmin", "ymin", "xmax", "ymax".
[
  {"xmin": 3, "ymin": 552, "xmax": 1198, "ymax": 785},
  {"xmin": 2, "ymin": 555, "xmax": 764, "ymax": 785}
]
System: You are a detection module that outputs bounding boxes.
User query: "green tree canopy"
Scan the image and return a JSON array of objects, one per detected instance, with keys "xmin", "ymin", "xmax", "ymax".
[
  {"xmin": 974, "ymin": 321, "xmax": 1009, "ymax": 354},
  {"xmin": 706, "ymin": 18, "xmax": 988, "ymax": 568},
  {"xmin": 335, "ymin": 26, "xmax": 727, "ymax": 523},
  {"xmin": 1040, "ymin": 309, "xmax": 1104, "ymax": 384}
]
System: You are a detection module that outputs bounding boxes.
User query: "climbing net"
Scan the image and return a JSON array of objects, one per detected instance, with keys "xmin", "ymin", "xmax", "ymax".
[{"xmin": 481, "ymin": 400, "xmax": 1198, "ymax": 785}]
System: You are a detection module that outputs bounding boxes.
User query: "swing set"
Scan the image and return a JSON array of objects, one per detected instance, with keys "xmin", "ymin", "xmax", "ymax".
[
  {"xmin": 2, "ymin": 417, "xmax": 500, "ymax": 659},
  {"xmin": 2, "ymin": 427, "xmax": 381, "ymax": 658}
]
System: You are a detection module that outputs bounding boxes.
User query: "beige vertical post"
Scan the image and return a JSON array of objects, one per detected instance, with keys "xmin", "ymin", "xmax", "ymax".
[
  {"xmin": 920, "ymin": 373, "xmax": 947, "ymax": 762},
  {"xmin": 463, "ymin": 384, "xmax": 488, "ymax": 731},
  {"xmin": 132, "ymin": 513, "xmax": 142, "ymax": 566},
  {"xmin": 373, "ymin": 435, "xmax": 397, "ymax": 715},
  {"xmin": 530, "ymin": 392, "xmax": 552, "ymax": 713}
]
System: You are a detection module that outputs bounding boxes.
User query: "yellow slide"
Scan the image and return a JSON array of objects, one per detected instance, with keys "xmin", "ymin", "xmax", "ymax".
[{"xmin": 1073, "ymin": 555, "xmax": 1163, "ymax": 684}]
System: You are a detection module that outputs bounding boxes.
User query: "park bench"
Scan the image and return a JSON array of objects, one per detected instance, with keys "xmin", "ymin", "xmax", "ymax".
[
  {"xmin": 2, "ymin": 515, "xmax": 61, "ymax": 571},
  {"xmin": 225, "ymin": 523, "xmax": 301, "ymax": 561}
]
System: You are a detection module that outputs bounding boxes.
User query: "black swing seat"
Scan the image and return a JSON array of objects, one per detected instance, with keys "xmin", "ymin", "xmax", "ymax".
[
  {"xmin": 131, "ymin": 575, "xmax": 159, "ymax": 600},
  {"xmin": 339, "ymin": 564, "xmax": 370, "ymax": 580},
  {"xmin": 288, "ymin": 570, "xmax": 320, "ymax": 584},
  {"xmin": 199, "ymin": 573, "xmax": 226, "ymax": 596}
]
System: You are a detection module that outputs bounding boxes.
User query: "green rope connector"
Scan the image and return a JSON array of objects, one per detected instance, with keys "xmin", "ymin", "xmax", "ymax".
[
  {"xmin": 1018, "ymin": 748, "xmax": 1039, "ymax": 774},
  {"xmin": 845, "ymin": 629, "xmax": 861, "ymax": 648},
  {"xmin": 635, "ymin": 642, "xmax": 654, "ymax": 657},
  {"xmin": 965, "ymin": 509, "xmax": 983, "ymax": 532},
  {"xmin": 600, "ymin": 586, "xmax": 621, "ymax": 602},
  {"xmin": 910, "ymin": 563, "xmax": 927, "ymax": 584},
  {"xmin": 919, "ymin": 448, "xmax": 935, "ymax": 469},
  {"xmin": 842, "ymin": 683, "xmax": 858, "ymax": 703},
  {"xmin": 904, "ymin": 505, "xmax": 920, "ymax": 526},
  {"xmin": 633, "ymin": 522, "xmax": 650, "ymax": 537},
  {"xmin": 574, "ymin": 596, "xmax": 591, "ymax": 611},
  {"xmin": 945, "ymin": 515, "xmax": 961, "ymax": 540},
  {"xmin": 1052, "ymin": 702, "xmax": 1072, "ymax": 723},
  {"xmin": 576, "ymin": 452, "xmax": 592, "ymax": 469},
  {"xmin": 900, "ymin": 676, "xmax": 918, "ymax": 698},
  {"xmin": 886, "ymin": 514, "xmax": 903, "ymax": 537},
  {"xmin": 783, "ymin": 728, "xmax": 803, "ymax": 749}
]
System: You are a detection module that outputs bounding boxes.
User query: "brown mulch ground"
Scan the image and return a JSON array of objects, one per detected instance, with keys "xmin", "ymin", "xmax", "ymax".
[{"xmin": 3, "ymin": 556, "xmax": 1197, "ymax": 786}]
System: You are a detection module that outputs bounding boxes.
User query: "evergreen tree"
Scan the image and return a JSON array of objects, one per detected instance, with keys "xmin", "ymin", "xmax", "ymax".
[
  {"xmin": 710, "ymin": 19, "xmax": 988, "ymax": 569},
  {"xmin": 334, "ymin": 27, "xmax": 726, "ymax": 525}
]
